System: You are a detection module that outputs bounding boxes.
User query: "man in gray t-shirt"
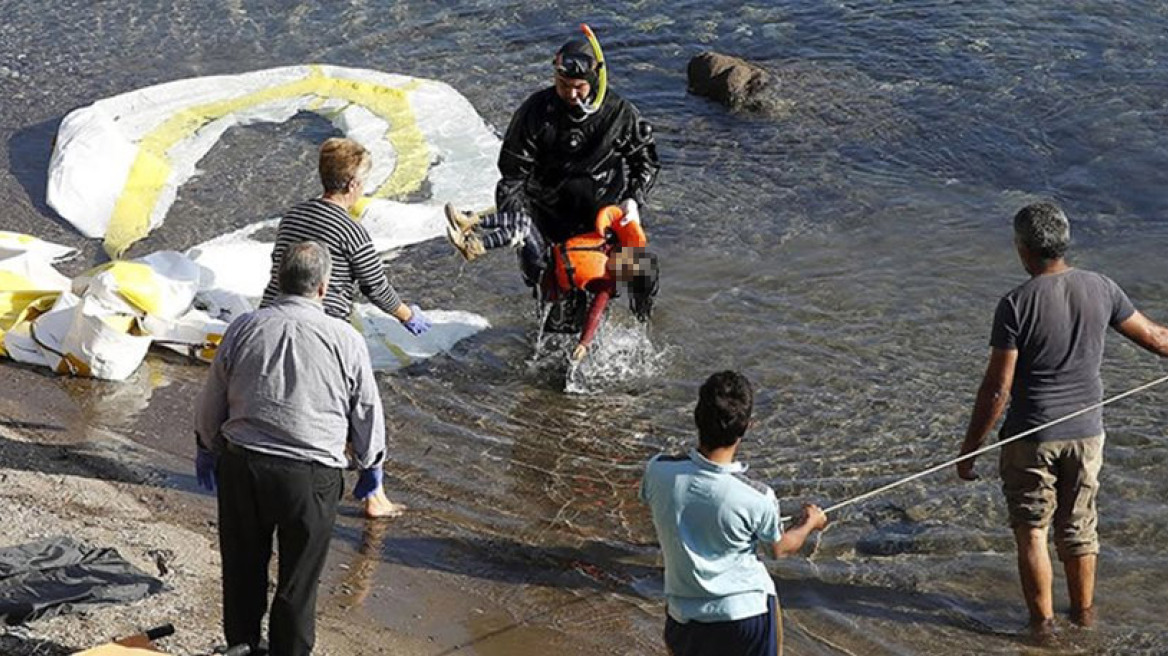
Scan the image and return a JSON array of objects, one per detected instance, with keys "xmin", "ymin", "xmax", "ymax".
[
  {"xmin": 991, "ymin": 269, "xmax": 1135, "ymax": 442},
  {"xmin": 956, "ymin": 202, "xmax": 1168, "ymax": 639}
]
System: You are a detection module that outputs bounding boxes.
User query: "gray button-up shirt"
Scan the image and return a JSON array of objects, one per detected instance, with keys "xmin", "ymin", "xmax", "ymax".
[{"xmin": 194, "ymin": 295, "xmax": 386, "ymax": 470}]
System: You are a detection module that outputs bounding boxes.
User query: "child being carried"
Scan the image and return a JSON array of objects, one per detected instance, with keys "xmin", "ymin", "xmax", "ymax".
[{"xmin": 445, "ymin": 202, "xmax": 658, "ymax": 362}]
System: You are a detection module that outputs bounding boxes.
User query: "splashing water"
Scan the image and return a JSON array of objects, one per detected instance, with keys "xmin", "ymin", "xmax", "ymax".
[
  {"xmin": 564, "ymin": 317, "xmax": 671, "ymax": 395},
  {"xmin": 531, "ymin": 300, "xmax": 556, "ymax": 359},
  {"xmin": 525, "ymin": 302, "xmax": 670, "ymax": 394}
]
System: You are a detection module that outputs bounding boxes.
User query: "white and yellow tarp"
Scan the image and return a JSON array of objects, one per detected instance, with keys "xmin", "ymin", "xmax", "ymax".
[
  {"xmin": 16, "ymin": 65, "xmax": 501, "ymax": 380},
  {"xmin": 1, "ymin": 241, "xmax": 239, "ymax": 380},
  {"xmin": 0, "ymin": 232, "xmax": 76, "ymax": 357},
  {"xmin": 184, "ymin": 222, "xmax": 491, "ymax": 371},
  {"xmin": 47, "ymin": 64, "xmax": 501, "ymax": 257},
  {"xmin": 0, "ymin": 231, "xmax": 78, "ymax": 263},
  {"xmin": 1, "ymin": 234, "xmax": 493, "ymax": 378}
]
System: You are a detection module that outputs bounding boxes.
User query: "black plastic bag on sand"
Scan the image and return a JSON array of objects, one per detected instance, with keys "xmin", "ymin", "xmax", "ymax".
[{"xmin": 0, "ymin": 537, "xmax": 164, "ymax": 624}]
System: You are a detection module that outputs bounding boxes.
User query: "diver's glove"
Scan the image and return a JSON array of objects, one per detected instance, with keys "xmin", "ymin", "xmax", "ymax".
[
  {"xmin": 619, "ymin": 198, "xmax": 641, "ymax": 226},
  {"xmin": 401, "ymin": 304, "xmax": 432, "ymax": 336},
  {"xmin": 353, "ymin": 467, "xmax": 384, "ymax": 501},
  {"xmin": 195, "ymin": 447, "xmax": 217, "ymax": 492}
]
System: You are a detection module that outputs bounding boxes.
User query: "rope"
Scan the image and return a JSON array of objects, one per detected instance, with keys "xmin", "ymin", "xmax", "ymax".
[{"xmin": 780, "ymin": 372, "xmax": 1168, "ymax": 524}]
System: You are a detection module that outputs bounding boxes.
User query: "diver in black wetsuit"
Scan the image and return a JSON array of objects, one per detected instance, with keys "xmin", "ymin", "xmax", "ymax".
[{"xmin": 446, "ymin": 37, "xmax": 661, "ymax": 290}]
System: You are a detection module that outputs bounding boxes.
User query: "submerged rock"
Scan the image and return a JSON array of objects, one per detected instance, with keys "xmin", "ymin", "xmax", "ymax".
[{"xmin": 686, "ymin": 51, "xmax": 774, "ymax": 112}]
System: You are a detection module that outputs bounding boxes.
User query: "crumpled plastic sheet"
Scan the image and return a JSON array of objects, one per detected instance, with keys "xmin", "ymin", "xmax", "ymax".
[{"xmin": 0, "ymin": 537, "xmax": 163, "ymax": 625}]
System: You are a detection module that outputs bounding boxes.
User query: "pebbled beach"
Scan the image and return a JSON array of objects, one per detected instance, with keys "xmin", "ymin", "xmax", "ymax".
[{"xmin": 0, "ymin": 369, "xmax": 436, "ymax": 656}]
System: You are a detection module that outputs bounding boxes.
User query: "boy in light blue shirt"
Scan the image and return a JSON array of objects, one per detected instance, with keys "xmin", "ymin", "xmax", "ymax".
[{"xmin": 641, "ymin": 370, "xmax": 827, "ymax": 656}]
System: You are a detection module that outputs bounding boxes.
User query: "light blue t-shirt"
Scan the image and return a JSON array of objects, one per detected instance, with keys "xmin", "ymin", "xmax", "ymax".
[{"xmin": 640, "ymin": 448, "xmax": 782, "ymax": 623}]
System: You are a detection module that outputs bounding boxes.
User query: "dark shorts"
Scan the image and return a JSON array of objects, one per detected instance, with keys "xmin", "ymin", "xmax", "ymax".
[{"xmin": 664, "ymin": 596, "xmax": 780, "ymax": 656}]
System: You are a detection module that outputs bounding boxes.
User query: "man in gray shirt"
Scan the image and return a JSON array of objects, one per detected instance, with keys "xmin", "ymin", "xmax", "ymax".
[
  {"xmin": 956, "ymin": 202, "xmax": 1168, "ymax": 639},
  {"xmin": 195, "ymin": 241, "xmax": 390, "ymax": 656}
]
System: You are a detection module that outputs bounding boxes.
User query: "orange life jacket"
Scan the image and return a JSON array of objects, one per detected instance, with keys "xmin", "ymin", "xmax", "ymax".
[
  {"xmin": 596, "ymin": 204, "xmax": 648, "ymax": 248},
  {"xmin": 552, "ymin": 206, "xmax": 648, "ymax": 291}
]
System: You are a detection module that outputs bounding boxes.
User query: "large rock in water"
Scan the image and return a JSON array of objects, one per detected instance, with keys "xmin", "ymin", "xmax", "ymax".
[{"xmin": 687, "ymin": 52, "xmax": 773, "ymax": 112}]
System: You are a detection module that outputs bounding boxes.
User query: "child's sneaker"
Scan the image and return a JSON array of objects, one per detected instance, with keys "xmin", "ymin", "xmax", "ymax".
[
  {"xmin": 444, "ymin": 203, "xmax": 481, "ymax": 234},
  {"xmin": 446, "ymin": 224, "xmax": 484, "ymax": 261}
]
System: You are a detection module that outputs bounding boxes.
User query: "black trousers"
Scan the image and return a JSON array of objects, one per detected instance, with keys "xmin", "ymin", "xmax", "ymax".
[
  {"xmin": 517, "ymin": 223, "xmax": 548, "ymax": 288},
  {"xmin": 664, "ymin": 596, "xmax": 781, "ymax": 656},
  {"xmin": 216, "ymin": 445, "xmax": 342, "ymax": 656}
]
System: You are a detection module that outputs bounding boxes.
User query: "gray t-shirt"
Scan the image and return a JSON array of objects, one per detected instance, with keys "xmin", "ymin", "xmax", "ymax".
[{"xmin": 991, "ymin": 269, "xmax": 1136, "ymax": 442}]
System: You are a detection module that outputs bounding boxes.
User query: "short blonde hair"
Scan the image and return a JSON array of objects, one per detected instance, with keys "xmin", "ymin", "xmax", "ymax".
[{"xmin": 318, "ymin": 137, "xmax": 372, "ymax": 193}]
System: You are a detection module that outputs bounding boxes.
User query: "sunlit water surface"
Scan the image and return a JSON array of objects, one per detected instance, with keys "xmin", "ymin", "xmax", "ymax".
[{"xmin": 3, "ymin": 1, "xmax": 1167, "ymax": 654}]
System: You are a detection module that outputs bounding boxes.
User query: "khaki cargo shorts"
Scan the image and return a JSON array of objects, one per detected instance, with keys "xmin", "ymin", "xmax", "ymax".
[{"xmin": 999, "ymin": 434, "xmax": 1104, "ymax": 557}]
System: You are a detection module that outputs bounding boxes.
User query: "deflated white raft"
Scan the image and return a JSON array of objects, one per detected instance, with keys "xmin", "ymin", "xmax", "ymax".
[
  {"xmin": 47, "ymin": 64, "xmax": 501, "ymax": 257},
  {"xmin": 1, "ymin": 236, "xmax": 492, "ymax": 379},
  {"xmin": 1, "ymin": 245, "xmax": 238, "ymax": 380},
  {"xmin": 185, "ymin": 221, "xmax": 488, "ymax": 371},
  {"xmin": 31, "ymin": 65, "xmax": 502, "ymax": 378}
]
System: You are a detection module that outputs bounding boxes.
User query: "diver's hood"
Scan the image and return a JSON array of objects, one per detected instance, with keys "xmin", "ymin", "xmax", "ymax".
[{"xmin": 554, "ymin": 39, "xmax": 602, "ymax": 117}]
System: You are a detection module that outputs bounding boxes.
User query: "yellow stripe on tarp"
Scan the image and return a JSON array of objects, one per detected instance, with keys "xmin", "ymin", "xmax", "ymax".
[
  {"xmin": 349, "ymin": 196, "xmax": 372, "ymax": 218},
  {"xmin": 76, "ymin": 261, "xmax": 165, "ymax": 316},
  {"xmin": 0, "ymin": 232, "xmax": 39, "ymax": 247},
  {"xmin": 105, "ymin": 66, "xmax": 430, "ymax": 257},
  {"xmin": 0, "ymin": 292, "xmax": 60, "ymax": 358},
  {"xmin": 0, "ymin": 272, "xmax": 53, "ymax": 356},
  {"xmin": 0, "ymin": 270, "xmax": 40, "ymax": 292}
]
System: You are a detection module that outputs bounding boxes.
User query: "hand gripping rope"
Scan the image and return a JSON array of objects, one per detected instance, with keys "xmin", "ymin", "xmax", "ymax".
[{"xmin": 779, "ymin": 372, "xmax": 1168, "ymax": 524}]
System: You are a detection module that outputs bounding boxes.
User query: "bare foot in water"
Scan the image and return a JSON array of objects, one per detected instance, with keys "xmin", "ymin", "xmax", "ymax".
[
  {"xmin": 1026, "ymin": 616, "xmax": 1057, "ymax": 647},
  {"xmin": 1070, "ymin": 605, "xmax": 1096, "ymax": 629},
  {"xmin": 363, "ymin": 488, "xmax": 407, "ymax": 519}
]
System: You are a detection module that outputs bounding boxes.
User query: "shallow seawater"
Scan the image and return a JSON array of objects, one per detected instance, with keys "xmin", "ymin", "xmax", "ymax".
[
  {"xmin": 3, "ymin": 0, "xmax": 1168, "ymax": 653},
  {"xmin": 555, "ymin": 321, "xmax": 671, "ymax": 395}
]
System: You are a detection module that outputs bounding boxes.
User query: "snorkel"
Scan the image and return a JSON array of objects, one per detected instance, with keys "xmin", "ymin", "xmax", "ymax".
[
  {"xmin": 578, "ymin": 23, "xmax": 607, "ymax": 116},
  {"xmin": 554, "ymin": 26, "xmax": 608, "ymax": 120}
]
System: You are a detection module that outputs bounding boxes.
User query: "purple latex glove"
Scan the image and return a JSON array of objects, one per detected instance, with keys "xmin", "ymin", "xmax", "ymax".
[
  {"xmin": 354, "ymin": 467, "xmax": 384, "ymax": 501},
  {"xmin": 196, "ymin": 447, "xmax": 217, "ymax": 492},
  {"xmin": 401, "ymin": 304, "xmax": 432, "ymax": 336}
]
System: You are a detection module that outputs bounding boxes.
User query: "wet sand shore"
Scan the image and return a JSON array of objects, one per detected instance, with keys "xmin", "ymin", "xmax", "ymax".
[
  {"xmin": 0, "ymin": 364, "xmax": 662, "ymax": 656},
  {"xmin": 0, "ymin": 383, "xmax": 436, "ymax": 655}
]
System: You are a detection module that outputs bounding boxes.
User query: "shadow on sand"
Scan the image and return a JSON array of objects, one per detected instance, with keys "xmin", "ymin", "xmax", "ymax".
[
  {"xmin": 6, "ymin": 117, "xmax": 65, "ymax": 225},
  {"xmin": 333, "ymin": 516, "xmax": 1021, "ymax": 642},
  {"xmin": 780, "ymin": 574, "xmax": 1017, "ymax": 637},
  {"xmin": 333, "ymin": 519, "xmax": 657, "ymax": 595},
  {"xmin": 0, "ymin": 431, "xmax": 205, "ymax": 498}
]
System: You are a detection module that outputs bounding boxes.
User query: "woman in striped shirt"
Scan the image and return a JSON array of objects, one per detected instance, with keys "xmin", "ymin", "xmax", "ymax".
[
  {"xmin": 261, "ymin": 137, "xmax": 431, "ymax": 336},
  {"xmin": 260, "ymin": 137, "xmax": 429, "ymax": 519}
]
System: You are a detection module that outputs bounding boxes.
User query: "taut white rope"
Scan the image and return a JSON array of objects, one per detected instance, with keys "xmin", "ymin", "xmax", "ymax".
[{"xmin": 780, "ymin": 372, "xmax": 1168, "ymax": 524}]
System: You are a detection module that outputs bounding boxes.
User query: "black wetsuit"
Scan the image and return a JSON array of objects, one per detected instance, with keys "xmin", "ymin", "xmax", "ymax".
[{"xmin": 495, "ymin": 87, "xmax": 660, "ymax": 285}]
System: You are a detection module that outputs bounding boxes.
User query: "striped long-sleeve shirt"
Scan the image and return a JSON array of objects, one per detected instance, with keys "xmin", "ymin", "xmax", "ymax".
[{"xmin": 260, "ymin": 198, "xmax": 402, "ymax": 319}]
